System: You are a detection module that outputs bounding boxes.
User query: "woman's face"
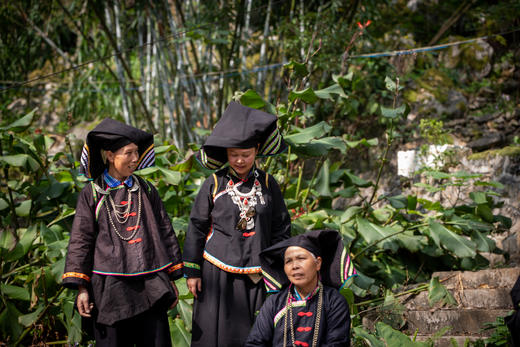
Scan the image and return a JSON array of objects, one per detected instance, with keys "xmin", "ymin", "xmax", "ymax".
[
  {"xmin": 284, "ymin": 246, "xmax": 322, "ymax": 294},
  {"xmin": 226, "ymin": 147, "xmax": 257, "ymax": 179},
  {"xmin": 106, "ymin": 142, "xmax": 139, "ymax": 181}
]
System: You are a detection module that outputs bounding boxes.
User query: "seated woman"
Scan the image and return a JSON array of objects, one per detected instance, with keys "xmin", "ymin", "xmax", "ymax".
[{"xmin": 246, "ymin": 229, "xmax": 357, "ymax": 347}]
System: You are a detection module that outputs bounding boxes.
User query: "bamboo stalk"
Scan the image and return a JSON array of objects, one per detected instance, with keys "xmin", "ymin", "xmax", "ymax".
[{"xmin": 257, "ymin": 0, "xmax": 272, "ymax": 94}]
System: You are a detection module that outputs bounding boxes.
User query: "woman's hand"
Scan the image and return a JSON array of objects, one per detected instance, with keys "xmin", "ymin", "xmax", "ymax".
[
  {"xmin": 77, "ymin": 285, "xmax": 94, "ymax": 317},
  {"xmin": 187, "ymin": 277, "xmax": 202, "ymax": 299}
]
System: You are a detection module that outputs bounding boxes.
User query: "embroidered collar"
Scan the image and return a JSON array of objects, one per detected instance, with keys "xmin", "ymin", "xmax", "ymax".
[
  {"xmin": 289, "ymin": 282, "xmax": 320, "ymax": 302},
  {"xmin": 228, "ymin": 165, "xmax": 256, "ymax": 182},
  {"xmin": 103, "ymin": 169, "xmax": 133, "ymax": 188}
]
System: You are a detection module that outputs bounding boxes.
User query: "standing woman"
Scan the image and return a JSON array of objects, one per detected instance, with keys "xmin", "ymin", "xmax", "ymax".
[
  {"xmin": 62, "ymin": 118, "xmax": 183, "ymax": 346},
  {"xmin": 183, "ymin": 101, "xmax": 291, "ymax": 346}
]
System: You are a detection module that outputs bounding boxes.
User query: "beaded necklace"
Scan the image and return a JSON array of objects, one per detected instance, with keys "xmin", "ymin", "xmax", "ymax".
[
  {"xmin": 283, "ymin": 281, "xmax": 323, "ymax": 347},
  {"xmin": 94, "ymin": 176, "xmax": 142, "ymax": 241}
]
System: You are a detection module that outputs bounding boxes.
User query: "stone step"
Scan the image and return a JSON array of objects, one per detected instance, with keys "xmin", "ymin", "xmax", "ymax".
[
  {"xmin": 432, "ymin": 268, "xmax": 520, "ymax": 290},
  {"xmin": 404, "ymin": 288, "xmax": 513, "ymax": 310},
  {"xmin": 405, "ymin": 308, "xmax": 511, "ymax": 335}
]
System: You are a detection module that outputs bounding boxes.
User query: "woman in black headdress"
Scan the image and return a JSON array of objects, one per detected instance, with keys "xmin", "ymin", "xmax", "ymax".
[
  {"xmin": 183, "ymin": 101, "xmax": 292, "ymax": 347},
  {"xmin": 245, "ymin": 229, "xmax": 357, "ymax": 347},
  {"xmin": 62, "ymin": 118, "xmax": 183, "ymax": 346}
]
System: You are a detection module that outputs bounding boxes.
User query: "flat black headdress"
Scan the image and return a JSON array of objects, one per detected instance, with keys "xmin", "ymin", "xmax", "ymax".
[
  {"xmin": 260, "ymin": 229, "xmax": 357, "ymax": 292},
  {"xmin": 197, "ymin": 101, "xmax": 287, "ymax": 170},
  {"xmin": 79, "ymin": 118, "xmax": 155, "ymax": 179}
]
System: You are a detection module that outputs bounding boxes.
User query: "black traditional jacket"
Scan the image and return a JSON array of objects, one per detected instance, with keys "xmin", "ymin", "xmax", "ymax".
[
  {"xmin": 62, "ymin": 175, "xmax": 183, "ymax": 289},
  {"xmin": 245, "ymin": 285, "xmax": 351, "ymax": 347},
  {"xmin": 183, "ymin": 167, "xmax": 291, "ymax": 277}
]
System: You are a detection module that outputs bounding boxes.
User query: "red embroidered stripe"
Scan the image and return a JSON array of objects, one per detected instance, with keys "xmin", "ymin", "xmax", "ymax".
[
  {"xmin": 126, "ymin": 225, "xmax": 140, "ymax": 231},
  {"xmin": 167, "ymin": 263, "xmax": 183, "ymax": 273},
  {"xmin": 242, "ymin": 231, "xmax": 256, "ymax": 237},
  {"xmin": 62, "ymin": 272, "xmax": 91, "ymax": 282},
  {"xmin": 295, "ymin": 341, "xmax": 309, "ymax": 347},
  {"xmin": 124, "ymin": 212, "xmax": 137, "ymax": 217},
  {"xmin": 297, "ymin": 311, "xmax": 313, "ymax": 317}
]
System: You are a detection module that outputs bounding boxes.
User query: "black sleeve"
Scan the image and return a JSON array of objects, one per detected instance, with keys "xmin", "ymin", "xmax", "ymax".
[
  {"xmin": 268, "ymin": 174, "xmax": 291, "ymax": 244},
  {"xmin": 182, "ymin": 176, "xmax": 215, "ymax": 278},
  {"xmin": 511, "ymin": 275, "xmax": 520, "ymax": 309},
  {"xmin": 62, "ymin": 184, "xmax": 97, "ymax": 289},
  {"xmin": 145, "ymin": 179, "xmax": 184, "ymax": 280},
  {"xmin": 323, "ymin": 291, "xmax": 351, "ymax": 347},
  {"xmin": 245, "ymin": 295, "xmax": 276, "ymax": 347}
]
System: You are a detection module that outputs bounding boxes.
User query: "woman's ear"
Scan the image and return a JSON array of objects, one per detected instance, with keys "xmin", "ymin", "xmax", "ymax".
[
  {"xmin": 316, "ymin": 256, "xmax": 322, "ymax": 271},
  {"xmin": 105, "ymin": 150, "xmax": 115, "ymax": 165}
]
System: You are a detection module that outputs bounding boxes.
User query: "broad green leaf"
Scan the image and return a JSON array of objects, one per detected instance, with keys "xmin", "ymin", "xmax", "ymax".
[
  {"xmin": 0, "ymin": 302, "xmax": 23, "ymax": 341},
  {"xmin": 428, "ymin": 277, "xmax": 456, "ymax": 307},
  {"xmin": 345, "ymin": 137, "xmax": 379, "ymax": 148},
  {"xmin": 384, "ymin": 76, "xmax": 403, "ymax": 92},
  {"xmin": 353, "ymin": 326, "xmax": 385, "ymax": 347},
  {"xmin": 175, "ymin": 300, "xmax": 193, "ymax": 332},
  {"xmin": 283, "ymin": 61, "xmax": 308, "ymax": 78},
  {"xmin": 135, "ymin": 166, "xmax": 159, "ymax": 175},
  {"xmin": 340, "ymin": 206, "xmax": 363, "ymax": 223},
  {"xmin": 239, "ymin": 89, "xmax": 266, "ymax": 109},
  {"xmin": 470, "ymin": 230, "xmax": 495, "ymax": 252},
  {"xmin": 429, "ymin": 220, "xmax": 476, "ymax": 258},
  {"xmin": 47, "ymin": 206, "xmax": 75, "ymax": 227},
  {"xmin": 476, "ymin": 204, "xmax": 494, "ymax": 222},
  {"xmin": 387, "ymin": 195, "xmax": 407, "ymax": 209},
  {"xmin": 19, "ymin": 306, "xmax": 44, "ymax": 327},
  {"xmin": 315, "ymin": 159, "xmax": 331, "ymax": 197},
  {"xmin": 290, "ymin": 137, "xmax": 345, "ymax": 157},
  {"xmin": 314, "ymin": 83, "xmax": 348, "ymax": 100},
  {"xmin": 397, "ymin": 231, "xmax": 427, "ymax": 253},
  {"xmin": 0, "ymin": 284, "xmax": 30, "ymax": 301},
  {"xmin": 356, "ymin": 217, "xmax": 399, "ymax": 252},
  {"xmin": 469, "ymin": 191, "xmax": 487, "ymax": 204},
  {"xmin": 332, "ymin": 71, "xmax": 354, "ymax": 85},
  {"xmin": 345, "ymin": 171, "xmax": 371, "ymax": 187},
  {"xmin": 407, "ymin": 195, "xmax": 418, "ymax": 210},
  {"xmin": 15, "ymin": 199, "xmax": 31, "ymax": 217},
  {"xmin": 0, "ymin": 154, "xmax": 40, "ymax": 171},
  {"xmin": 288, "ymin": 87, "xmax": 319, "ymax": 104},
  {"xmin": 376, "ymin": 322, "xmax": 423, "ymax": 346},
  {"xmin": 0, "ymin": 108, "xmax": 36, "ymax": 132},
  {"xmin": 0, "ymin": 197, "xmax": 9, "ymax": 211},
  {"xmin": 449, "ymin": 216, "xmax": 492, "ymax": 232},
  {"xmin": 169, "ymin": 317, "xmax": 191, "ymax": 347},
  {"xmin": 380, "ymin": 104, "xmax": 406, "ymax": 119},
  {"xmin": 474, "ymin": 180, "xmax": 504, "ymax": 189},
  {"xmin": 154, "ymin": 145, "xmax": 178, "ymax": 155},
  {"xmin": 285, "ymin": 121, "xmax": 331, "ymax": 144},
  {"xmin": 335, "ymin": 186, "xmax": 358, "ymax": 199},
  {"xmin": 158, "ymin": 167, "xmax": 182, "ymax": 185},
  {"xmin": 425, "ymin": 171, "xmax": 452, "ymax": 179}
]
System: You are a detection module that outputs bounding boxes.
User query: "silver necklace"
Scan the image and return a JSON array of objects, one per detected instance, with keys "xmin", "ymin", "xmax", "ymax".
[{"xmin": 226, "ymin": 170, "xmax": 265, "ymax": 230}]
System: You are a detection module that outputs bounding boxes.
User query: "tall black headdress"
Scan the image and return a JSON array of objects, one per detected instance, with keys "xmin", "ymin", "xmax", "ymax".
[
  {"xmin": 260, "ymin": 230, "xmax": 357, "ymax": 293},
  {"xmin": 79, "ymin": 118, "xmax": 155, "ymax": 179},
  {"xmin": 197, "ymin": 101, "xmax": 287, "ymax": 170}
]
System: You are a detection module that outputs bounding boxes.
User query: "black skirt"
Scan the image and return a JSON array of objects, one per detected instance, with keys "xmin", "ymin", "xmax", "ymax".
[{"xmin": 191, "ymin": 260, "xmax": 265, "ymax": 347}]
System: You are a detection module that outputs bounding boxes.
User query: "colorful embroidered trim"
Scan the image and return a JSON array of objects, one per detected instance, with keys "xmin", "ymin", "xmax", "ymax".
[
  {"xmin": 92, "ymin": 262, "xmax": 173, "ymax": 276},
  {"xmin": 205, "ymin": 225, "xmax": 214, "ymax": 242},
  {"xmin": 262, "ymin": 270, "xmax": 282, "ymax": 291},
  {"xmin": 260, "ymin": 128, "xmax": 283, "ymax": 156},
  {"xmin": 213, "ymin": 189, "xmax": 228, "ymax": 203},
  {"xmin": 203, "ymin": 251, "xmax": 262, "ymax": 274},
  {"xmin": 200, "ymin": 148, "xmax": 224, "ymax": 170},
  {"xmin": 183, "ymin": 261, "xmax": 201, "ymax": 270},
  {"xmin": 137, "ymin": 144, "xmax": 155, "ymax": 170},
  {"xmin": 273, "ymin": 301, "xmax": 307, "ymax": 327},
  {"xmin": 340, "ymin": 248, "xmax": 357, "ymax": 286},
  {"xmin": 167, "ymin": 263, "xmax": 183, "ymax": 273},
  {"xmin": 62, "ymin": 272, "xmax": 91, "ymax": 282},
  {"xmin": 80, "ymin": 144, "xmax": 91, "ymax": 178}
]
